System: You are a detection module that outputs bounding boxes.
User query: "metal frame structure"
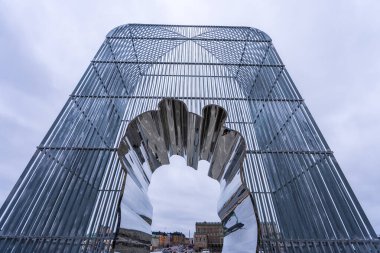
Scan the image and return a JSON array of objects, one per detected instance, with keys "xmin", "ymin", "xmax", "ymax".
[{"xmin": 0, "ymin": 24, "xmax": 379, "ymax": 252}]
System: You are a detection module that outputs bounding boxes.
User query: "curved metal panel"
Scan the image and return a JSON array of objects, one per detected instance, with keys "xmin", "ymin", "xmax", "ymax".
[{"xmin": 117, "ymin": 98, "xmax": 258, "ymax": 253}]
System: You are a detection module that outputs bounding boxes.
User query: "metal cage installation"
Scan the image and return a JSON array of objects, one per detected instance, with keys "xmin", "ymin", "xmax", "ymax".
[{"xmin": 0, "ymin": 24, "xmax": 378, "ymax": 253}]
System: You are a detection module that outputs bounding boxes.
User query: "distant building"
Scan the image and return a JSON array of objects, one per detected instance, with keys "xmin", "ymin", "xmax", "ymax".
[
  {"xmin": 151, "ymin": 234, "xmax": 160, "ymax": 250},
  {"xmin": 170, "ymin": 231, "xmax": 186, "ymax": 246},
  {"xmin": 194, "ymin": 234, "xmax": 208, "ymax": 251},
  {"xmin": 114, "ymin": 228, "xmax": 151, "ymax": 253},
  {"xmin": 151, "ymin": 231, "xmax": 186, "ymax": 248},
  {"xmin": 152, "ymin": 231, "xmax": 169, "ymax": 248},
  {"xmin": 194, "ymin": 222, "xmax": 223, "ymax": 253}
]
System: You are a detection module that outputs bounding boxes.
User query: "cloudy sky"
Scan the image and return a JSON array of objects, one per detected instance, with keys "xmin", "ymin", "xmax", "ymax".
[{"xmin": 0, "ymin": 0, "xmax": 379, "ymax": 236}]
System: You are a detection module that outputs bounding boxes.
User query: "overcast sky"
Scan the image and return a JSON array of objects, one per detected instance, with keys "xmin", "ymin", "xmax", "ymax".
[{"xmin": 0, "ymin": 0, "xmax": 379, "ymax": 236}]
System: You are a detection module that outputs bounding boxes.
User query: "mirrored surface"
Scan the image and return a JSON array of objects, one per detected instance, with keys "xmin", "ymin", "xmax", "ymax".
[{"xmin": 117, "ymin": 98, "xmax": 258, "ymax": 253}]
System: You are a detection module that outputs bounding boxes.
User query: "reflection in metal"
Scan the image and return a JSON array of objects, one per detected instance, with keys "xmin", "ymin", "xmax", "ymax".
[
  {"xmin": 0, "ymin": 24, "xmax": 379, "ymax": 253},
  {"xmin": 117, "ymin": 98, "xmax": 257, "ymax": 253}
]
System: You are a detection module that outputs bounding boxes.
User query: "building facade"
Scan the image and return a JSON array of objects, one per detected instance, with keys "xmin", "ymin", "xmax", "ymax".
[
  {"xmin": 170, "ymin": 232, "xmax": 186, "ymax": 246},
  {"xmin": 151, "ymin": 234, "xmax": 160, "ymax": 250},
  {"xmin": 151, "ymin": 231, "xmax": 185, "ymax": 249},
  {"xmin": 0, "ymin": 24, "xmax": 379, "ymax": 253},
  {"xmin": 151, "ymin": 231, "xmax": 169, "ymax": 249},
  {"xmin": 194, "ymin": 222, "xmax": 224, "ymax": 252}
]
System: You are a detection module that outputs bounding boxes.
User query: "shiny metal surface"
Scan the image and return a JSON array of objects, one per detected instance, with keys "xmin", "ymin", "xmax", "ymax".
[
  {"xmin": 117, "ymin": 98, "xmax": 258, "ymax": 253},
  {"xmin": 1, "ymin": 24, "xmax": 378, "ymax": 253}
]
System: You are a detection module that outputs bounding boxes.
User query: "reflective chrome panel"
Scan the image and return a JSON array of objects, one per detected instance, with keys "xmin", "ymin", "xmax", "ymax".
[{"xmin": 117, "ymin": 98, "xmax": 258, "ymax": 253}]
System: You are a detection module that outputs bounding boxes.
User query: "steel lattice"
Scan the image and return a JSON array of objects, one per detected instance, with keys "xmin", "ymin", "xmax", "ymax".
[{"xmin": 0, "ymin": 24, "xmax": 379, "ymax": 253}]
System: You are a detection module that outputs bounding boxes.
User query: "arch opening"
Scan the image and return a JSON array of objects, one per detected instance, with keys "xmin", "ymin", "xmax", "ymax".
[
  {"xmin": 148, "ymin": 156, "xmax": 220, "ymax": 234},
  {"xmin": 115, "ymin": 98, "xmax": 258, "ymax": 253}
]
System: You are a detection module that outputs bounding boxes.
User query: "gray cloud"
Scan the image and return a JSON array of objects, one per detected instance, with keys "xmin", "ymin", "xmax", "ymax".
[{"xmin": 0, "ymin": 0, "xmax": 379, "ymax": 234}]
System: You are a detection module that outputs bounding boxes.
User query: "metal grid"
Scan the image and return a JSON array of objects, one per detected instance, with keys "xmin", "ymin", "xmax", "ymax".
[{"xmin": 0, "ymin": 24, "xmax": 378, "ymax": 252}]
